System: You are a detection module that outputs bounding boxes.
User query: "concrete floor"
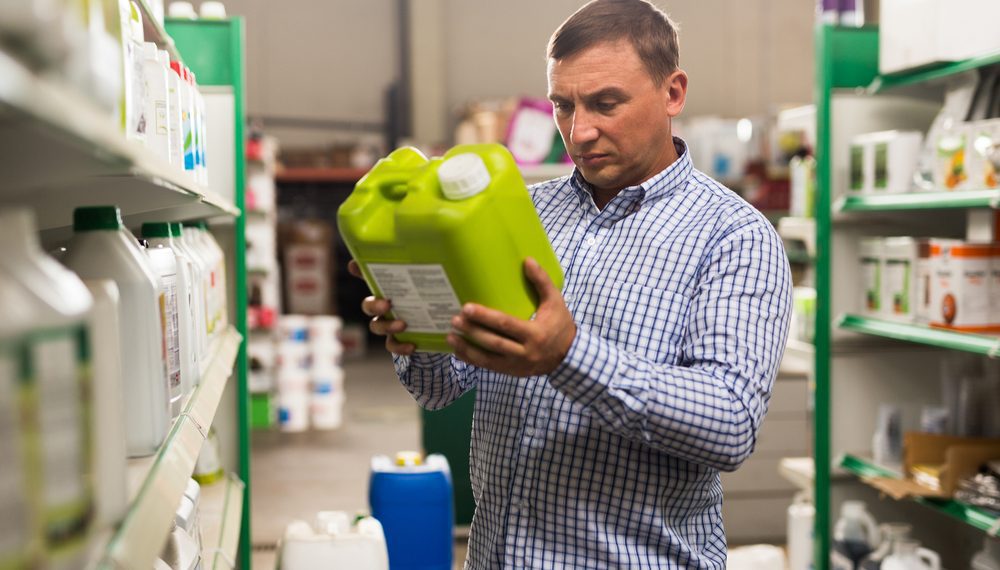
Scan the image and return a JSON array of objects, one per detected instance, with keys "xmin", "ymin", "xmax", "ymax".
[{"xmin": 249, "ymin": 353, "xmax": 468, "ymax": 569}]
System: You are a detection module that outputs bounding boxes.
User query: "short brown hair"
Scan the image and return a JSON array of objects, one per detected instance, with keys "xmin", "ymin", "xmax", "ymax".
[{"xmin": 547, "ymin": 0, "xmax": 680, "ymax": 85}]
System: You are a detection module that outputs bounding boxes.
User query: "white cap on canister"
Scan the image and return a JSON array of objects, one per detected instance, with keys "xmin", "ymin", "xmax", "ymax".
[
  {"xmin": 200, "ymin": 1, "xmax": 227, "ymax": 19},
  {"xmin": 437, "ymin": 153, "xmax": 491, "ymax": 200},
  {"xmin": 168, "ymin": 1, "xmax": 197, "ymax": 19}
]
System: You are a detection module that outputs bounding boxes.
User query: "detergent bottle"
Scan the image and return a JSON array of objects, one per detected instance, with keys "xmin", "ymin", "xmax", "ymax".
[{"xmin": 338, "ymin": 144, "xmax": 563, "ymax": 353}]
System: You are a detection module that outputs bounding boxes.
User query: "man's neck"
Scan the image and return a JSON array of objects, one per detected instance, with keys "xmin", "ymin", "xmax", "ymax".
[{"xmin": 590, "ymin": 141, "xmax": 680, "ymax": 210}]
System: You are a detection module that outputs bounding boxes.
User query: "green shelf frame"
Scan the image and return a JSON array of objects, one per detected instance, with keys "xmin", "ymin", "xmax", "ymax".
[
  {"xmin": 836, "ymin": 189, "xmax": 1000, "ymax": 212},
  {"xmin": 839, "ymin": 454, "xmax": 1000, "ymax": 535},
  {"xmin": 166, "ymin": 18, "xmax": 250, "ymax": 570},
  {"xmin": 838, "ymin": 314, "xmax": 1000, "ymax": 356},
  {"xmin": 868, "ymin": 50, "xmax": 1000, "ymax": 93}
]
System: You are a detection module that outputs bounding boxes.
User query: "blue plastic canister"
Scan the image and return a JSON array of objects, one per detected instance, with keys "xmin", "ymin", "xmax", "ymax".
[{"xmin": 369, "ymin": 452, "xmax": 454, "ymax": 570}]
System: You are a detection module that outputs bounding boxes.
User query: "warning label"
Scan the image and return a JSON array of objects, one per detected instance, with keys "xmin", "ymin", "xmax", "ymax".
[{"xmin": 367, "ymin": 264, "xmax": 463, "ymax": 334}]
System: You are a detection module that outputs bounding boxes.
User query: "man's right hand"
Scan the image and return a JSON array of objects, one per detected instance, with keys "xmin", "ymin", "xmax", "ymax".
[{"xmin": 347, "ymin": 260, "xmax": 416, "ymax": 356}]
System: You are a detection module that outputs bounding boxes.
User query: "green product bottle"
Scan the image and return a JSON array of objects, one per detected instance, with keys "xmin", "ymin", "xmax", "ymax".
[{"xmin": 338, "ymin": 143, "xmax": 564, "ymax": 353}]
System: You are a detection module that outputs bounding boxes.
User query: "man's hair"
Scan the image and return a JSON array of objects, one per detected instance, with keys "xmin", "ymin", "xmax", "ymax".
[{"xmin": 547, "ymin": 0, "xmax": 680, "ymax": 85}]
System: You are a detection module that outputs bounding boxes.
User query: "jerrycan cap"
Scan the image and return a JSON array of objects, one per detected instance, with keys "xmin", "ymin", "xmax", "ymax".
[
  {"xmin": 437, "ymin": 153, "xmax": 491, "ymax": 200},
  {"xmin": 394, "ymin": 451, "xmax": 423, "ymax": 467}
]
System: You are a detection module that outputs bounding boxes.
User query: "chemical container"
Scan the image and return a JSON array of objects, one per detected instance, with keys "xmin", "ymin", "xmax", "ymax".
[
  {"xmin": 338, "ymin": 144, "xmax": 563, "ymax": 353},
  {"xmin": 369, "ymin": 452, "xmax": 453, "ymax": 570},
  {"xmin": 279, "ymin": 511, "xmax": 389, "ymax": 570}
]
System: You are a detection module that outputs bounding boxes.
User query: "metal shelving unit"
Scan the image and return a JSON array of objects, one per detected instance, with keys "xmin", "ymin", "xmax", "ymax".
[
  {"xmin": 100, "ymin": 328, "xmax": 242, "ymax": 569},
  {"xmin": 839, "ymin": 454, "xmax": 1000, "ymax": 535},
  {"xmin": 835, "ymin": 189, "xmax": 1000, "ymax": 212},
  {"xmin": 814, "ymin": 24, "xmax": 1000, "ymax": 570},
  {"xmin": 838, "ymin": 315, "xmax": 1000, "ymax": 356}
]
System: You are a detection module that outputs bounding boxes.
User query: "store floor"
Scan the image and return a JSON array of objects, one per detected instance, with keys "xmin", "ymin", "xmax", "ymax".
[{"xmin": 249, "ymin": 352, "xmax": 468, "ymax": 569}]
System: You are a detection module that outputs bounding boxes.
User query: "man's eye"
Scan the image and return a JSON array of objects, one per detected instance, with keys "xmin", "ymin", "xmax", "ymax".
[
  {"xmin": 553, "ymin": 102, "xmax": 573, "ymax": 113},
  {"xmin": 596, "ymin": 101, "xmax": 618, "ymax": 112}
]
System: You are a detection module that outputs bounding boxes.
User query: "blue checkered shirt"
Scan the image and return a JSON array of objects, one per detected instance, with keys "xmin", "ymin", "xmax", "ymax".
[{"xmin": 393, "ymin": 138, "xmax": 792, "ymax": 569}]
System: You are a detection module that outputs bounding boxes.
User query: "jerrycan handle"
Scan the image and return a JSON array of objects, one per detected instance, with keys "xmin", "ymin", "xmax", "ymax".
[
  {"xmin": 917, "ymin": 547, "xmax": 940, "ymax": 570},
  {"xmin": 372, "ymin": 172, "xmax": 411, "ymax": 201}
]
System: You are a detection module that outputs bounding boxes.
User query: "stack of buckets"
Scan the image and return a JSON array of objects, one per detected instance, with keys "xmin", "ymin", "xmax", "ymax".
[
  {"xmin": 369, "ymin": 452, "xmax": 454, "ymax": 570},
  {"xmin": 276, "ymin": 315, "xmax": 345, "ymax": 432}
]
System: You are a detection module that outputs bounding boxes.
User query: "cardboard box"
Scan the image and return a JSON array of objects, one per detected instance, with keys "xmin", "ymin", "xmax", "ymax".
[{"xmin": 869, "ymin": 432, "xmax": 1000, "ymax": 499}]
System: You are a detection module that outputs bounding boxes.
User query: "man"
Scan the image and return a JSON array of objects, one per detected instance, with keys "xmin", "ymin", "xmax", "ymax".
[{"xmin": 351, "ymin": 0, "xmax": 792, "ymax": 567}]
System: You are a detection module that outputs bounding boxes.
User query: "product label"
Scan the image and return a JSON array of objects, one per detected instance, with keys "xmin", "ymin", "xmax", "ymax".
[
  {"xmin": 0, "ymin": 343, "xmax": 29, "ymax": 557},
  {"xmin": 849, "ymin": 144, "xmax": 864, "ymax": 192},
  {"xmin": 161, "ymin": 273, "xmax": 181, "ymax": 392},
  {"xmin": 873, "ymin": 141, "xmax": 888, "ymax": 191},
  {"xmin": 885, "ymin": 259, "xmax": 910, "ymax": 316},
  {"xmin": 28, "ymin": 327, "xmax": 92, "ymax": 547},
  {"xmin": 155, "ymin": 99, "xmax": 168, "ymax": 135},
  {"xmin": 367, "ymin": 264, "xmax": 462, "ymax": 334},
  {"xmin": 861, "ymin": 257, "xmax": 881, "ymax": 313}
]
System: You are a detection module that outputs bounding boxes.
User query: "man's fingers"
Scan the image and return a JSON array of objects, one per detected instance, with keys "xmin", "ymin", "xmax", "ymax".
[
  {"xmin": 449, "ymin": 333, "xmax": 503, "ymax": 368},
  {"xmin": 524, "ymin": 257, "xmax": 559, "ymax": 304},
  {"xmin": 361, "ymin": 295, "xmax": 392, "ymax": 317},
  {"xmin": 385, "ymin": 336, "xmax": 416, "ymax": 356},
  {"xmin": 347, "ymin": 260, "xmax": 363, "ymax": 279},
  {"xmin": 369, "ymin": 315, "xmax": 406, "ymax": 336},
  {"xmin": 450, "ymin": 318, "xmax": 524, "ymax": 357},
  {"xmin": 460, "ymin": 303, "xmax": 531, "ymax": 342}
]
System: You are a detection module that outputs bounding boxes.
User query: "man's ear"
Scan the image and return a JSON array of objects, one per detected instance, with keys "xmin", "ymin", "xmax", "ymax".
[{"xmin": 665, "ymin": 69, "xmax": 688, "ymax": 118}]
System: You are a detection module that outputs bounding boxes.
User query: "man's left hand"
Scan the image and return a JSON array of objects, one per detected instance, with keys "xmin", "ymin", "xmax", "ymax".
[{"xmin": 448, "ymin": 257, "xmax": 576, "ymax": 377}]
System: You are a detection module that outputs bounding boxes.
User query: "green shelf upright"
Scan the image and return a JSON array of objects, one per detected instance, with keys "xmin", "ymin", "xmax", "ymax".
[
  {"xmin": 166, "ymin": 17, "xmax": 251, "ymax": 570},
  {"xmin": 813, "ymin": 24, "xmax": 880, "ymax": 570}
]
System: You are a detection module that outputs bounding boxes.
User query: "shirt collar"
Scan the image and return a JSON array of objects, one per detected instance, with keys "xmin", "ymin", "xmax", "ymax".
[{"xmin": 569, "ymin": 137, "xmax": 693, "ymax": 206}]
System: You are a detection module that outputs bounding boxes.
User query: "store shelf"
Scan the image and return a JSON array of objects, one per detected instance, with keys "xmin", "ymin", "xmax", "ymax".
[
  {"xmin": 838, "ymin": 314, "xmax": 1000, "ymax": 356},
  {"xmin": 200, "ymin": 474, "xmax": 246, "ymax": 570},
  {"xmin": 868, "ymin": 51, "xmax": 1000, "ymax": 94},
  {"xmin": 0, "ymin": 49, "xmax": 239, "ymax": 240},
  {"xmin": 98, "ymin": 326, "xmax": 242, "ymax": 569},
  {"xmin": 839, "ymin": 454, "xmax": 1000, "ymax": 535},
  {"xmin": 777, "ymin": 216, "xmax": 817, "ymax": 257},
  {"xmin": 276, "ymin": 166, "xmax": 369, "ymax": 184},
  {"xmin": 834, "ymin": 189, "xmax": 1000, "ymax": 212}
]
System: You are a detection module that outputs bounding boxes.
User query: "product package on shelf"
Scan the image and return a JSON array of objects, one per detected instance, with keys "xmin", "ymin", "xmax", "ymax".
[{"xmin": 274, "ymin": 314, "xmax": 346, "ymax": 433}]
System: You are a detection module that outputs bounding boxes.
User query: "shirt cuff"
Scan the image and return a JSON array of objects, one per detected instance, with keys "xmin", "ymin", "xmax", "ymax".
[{"xmin": 548, "ymin": 326, "xmax": 620, "ymax": 407}]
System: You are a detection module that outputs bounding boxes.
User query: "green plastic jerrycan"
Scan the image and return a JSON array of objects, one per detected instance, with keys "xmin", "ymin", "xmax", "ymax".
[{"xmin": 337, "ymin": 143, "xmax": 564, "ymax": 353}]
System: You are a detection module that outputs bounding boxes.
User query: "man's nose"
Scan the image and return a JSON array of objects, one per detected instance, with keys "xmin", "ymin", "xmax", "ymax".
[{"xmin": 569, "ymin": 110, "xmax": 599, "ymax": 146}]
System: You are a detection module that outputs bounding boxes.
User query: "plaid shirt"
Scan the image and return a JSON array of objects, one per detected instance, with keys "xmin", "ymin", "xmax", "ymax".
[{"xmin": 394, "ymin": 138, "xmax": 792, "ymax": 568}]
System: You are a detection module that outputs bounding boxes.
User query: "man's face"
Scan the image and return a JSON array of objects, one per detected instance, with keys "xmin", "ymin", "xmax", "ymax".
[{"xmin": 547, "ymin": 40, "xmax": 686, "ymax": 195}]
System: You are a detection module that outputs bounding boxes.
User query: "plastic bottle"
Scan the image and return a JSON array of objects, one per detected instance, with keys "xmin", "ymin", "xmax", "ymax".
[
  {"xmin": 81, "ymin": 280, "xmax": 129, "ymax": 529},
  {"xmin": 118, "ymin": 0, "xmax": 147, "ymax": 142},
  {"xmin": 170, "ymin": 62, "xmax": 195, "ymax": 179},
  {"xmin": 0, "ymin": 263, "xmax": 42, "ymax": 569},
  {"xmin": 190, "ymin": 70, "xmax": 209, "ymax": 187},
  {"xmin": 339, "ymin": 144, "xmax": 563, "ymax": 352},
  {"xmin": 142, "ymin": 223, "xmax": 185, "ymax": 416},
  {"xmin": 160, "ymin": 521, "xmax": 201, "ymax": 570},
  {"xmin": 882, "ymin": 540, "xmax": 940, "ymax": 570},
  {"xmin": 832, "ymin": 501, "xmax": 880, "ymax": 570},
  {"xmin": 279, "ymin": 512, "xmax": 389, "ymax": 570},
  {"xmin": 161, "ymin": 51, "xmax": 183, "ymax": 167},
  {"xmin": 154, "ymin": 223, "xmax": 201, "ymax": 391},
  {"xmin": 171, "ymin": 223, "xmax": 208, "ymax": 374},
  {"xmin": 787, "ymin": 492, "xmax": 815, "ymax": 570},
  {"xmin": 973, "ymin": 537, "xmax": 1000, "ymax": 570},
  {"xmin": 186, "ymin": 221, "xmax": 228, "ymax": 340},
  {"xmin": 311, "ymin": 366, "xmax": 344, "ymax": 430},
  {"xmin": 192, "ymin": 427, "xmax": 223, "ymax": 485},
  {"xmin": 142, "ymin": 42, "xmax": 171, "ymax": 163},
  {"xmin": 861, "ymin": 523, "xmax": 912, "ymax": 570},
  {"xmin": 0, "ymin": 208, "xmax": 95, "ymax": 564},
  {"xmin": 187, "ymin": 68, "xmax": 202, "ymax": 186},
  {"xmin": 63, "ymin": 206, "xmax": 169, "ymax": 457}
]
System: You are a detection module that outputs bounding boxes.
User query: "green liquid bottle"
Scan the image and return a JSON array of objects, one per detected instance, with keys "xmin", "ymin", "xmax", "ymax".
[{"xmin": 338, "ymin": 144, "xmax": 564, "ymax": 353}]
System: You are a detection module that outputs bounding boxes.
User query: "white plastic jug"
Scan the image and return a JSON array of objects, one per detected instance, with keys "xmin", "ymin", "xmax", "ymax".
[
  {"xmin": 64, "ymin": 206, "xmax": 169, "ymax": 457},
  {"xmin": 149, "ymin": 225, "xmax": 199, "ymax": 395},
  {"xmin": 279, "ymin": 511, "xmax": 389, "ymax": 570},
  {"xmin": 180, "ymin": 222, "xmax": 214, "ymax": 357},
  {"xmin": 973, "ymin": 537, "xmax": 1000, "ymax": 570},
  {"xmin": 0, "ymin": 208, "xmax": 95, "ymax": 563},
  {"xmin": 861, "ymin": 523, "xmax": 912, "ymax": 570},
  {"xmin": 787, "ymin": 493, "xmax": 815, "ymax": 570},
  {"xmin": 82, "ymin": 280, "xmax": 129, "ymax": 529},
  {"xmin": 170, "ymin": 223, "xmax": 208, "ymax": 376},
  {"xmin": 145, "ymin": 242, "xmax": 183, "ymax": 418},
  {"xmin": 832, "ymin": 500, "xmax": 880, "ymax": 570},
  {"xmin": 882, "ymin": 540, "xmax": 940, "ymax": 570}
]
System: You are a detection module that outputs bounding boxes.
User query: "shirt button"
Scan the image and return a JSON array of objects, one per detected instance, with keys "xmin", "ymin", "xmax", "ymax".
[
  {"xmin": 585, "ymin": 236, "xmax": 596, "ymax": 246},
  {"xmin": 565, "ymin": 293, "xmax": 574, "ymax": 303},
  {"xmin": 525, "ymin": 427, "xmax": 535, "ymax": 437}
]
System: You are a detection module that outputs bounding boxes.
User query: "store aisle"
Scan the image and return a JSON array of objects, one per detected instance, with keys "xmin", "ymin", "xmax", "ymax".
[{"xmin": 250, "ymin": 352, "xmax": 468, "ymax": 569}]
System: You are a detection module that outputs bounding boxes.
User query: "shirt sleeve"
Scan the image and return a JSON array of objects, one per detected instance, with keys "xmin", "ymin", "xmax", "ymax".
[
  {"xmin": 393, "ymin": 352, "xmax": 478, "ymax": 410},
  {"xmin": 547, "ymin": 219, "xmax": 792, "ymax": 472}
]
